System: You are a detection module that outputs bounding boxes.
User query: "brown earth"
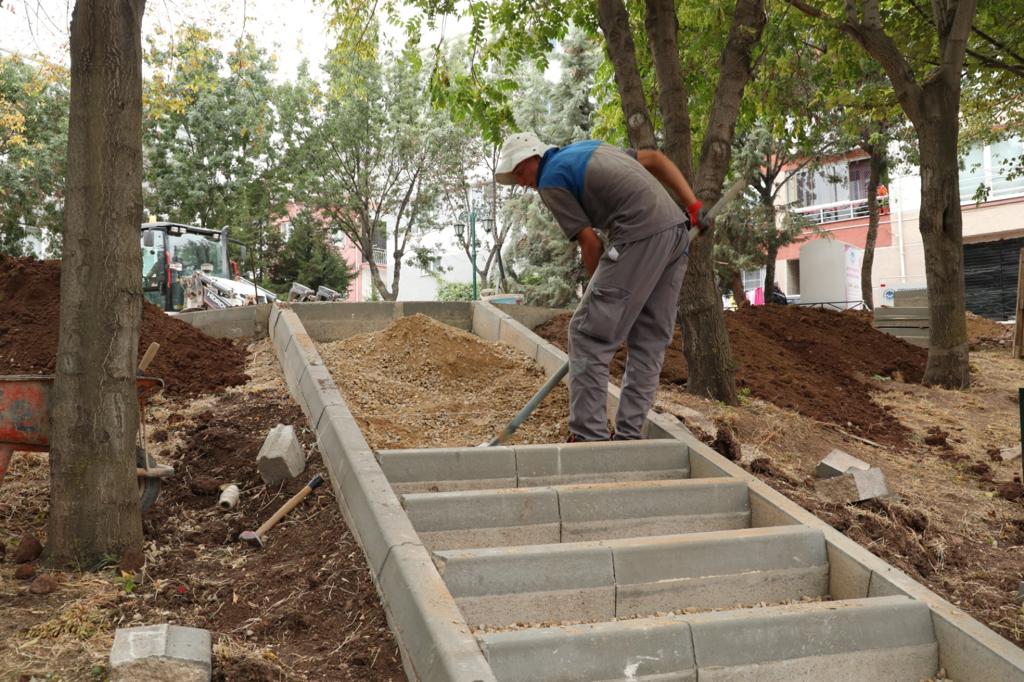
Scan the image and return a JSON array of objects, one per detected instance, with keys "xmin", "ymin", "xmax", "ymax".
[
  {"xmin": 536, "ymin": 305, "xmax": 928, "ymax": 447},
  {"xmin": 0, "ymin": 254, "xmax": 248, "ymax": 396},
  {"xmin": 0, "ymin": 339, "xmax": 402, "ymax": 681}
]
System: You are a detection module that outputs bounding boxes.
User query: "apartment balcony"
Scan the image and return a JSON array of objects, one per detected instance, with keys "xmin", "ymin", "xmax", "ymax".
[
  {"xmin": 794, "ymin": 197, "xmax": 887, "ymax": 225},
  {"xmin": 363, "ymin": 247, "xmax": 387, "ymax": 266}
]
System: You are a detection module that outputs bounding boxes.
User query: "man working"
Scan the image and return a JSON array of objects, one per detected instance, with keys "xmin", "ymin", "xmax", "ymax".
[{"xmin": 494, "ymin": 133, "xmax": 704, "ymax": 442}]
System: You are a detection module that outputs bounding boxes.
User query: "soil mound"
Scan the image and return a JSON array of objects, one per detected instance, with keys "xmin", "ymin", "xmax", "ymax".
[
  {"xmin": 966, "ymin": 311, "xmax": 1013, "ymax": 349},
  {"xmin": 319, "ymin": 314, "xmax": 568, "ymax": 449},
  {"xmin": 0, "ymin": 254, "xmax": 248, "ymax": 395},
  {"xmin": 535, "ymin": 305, "xmax": 928, "ymax": 446}
]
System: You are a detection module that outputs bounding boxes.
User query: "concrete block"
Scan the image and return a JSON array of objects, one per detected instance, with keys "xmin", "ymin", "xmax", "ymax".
[
  {"xmin": 377, "ymin": 544, "xmax": 496, "ymax": 682},
  {"xmin": 317, "ymin": 404, "xmax": 372, "ymax": 459},
  {"xmin": 498, "ymin": 315, "xmax": 540, "ymax": 361},
  {"xmin": 402, "ymin": 488, "xmax": 559, "ymax": 550},
  {"xmin": 435, "ymin": 543, "xmax": 614, "ymax": 628},
  {"xmin": 471, "ymin": 301, "xmax": 511, "ymax": 342},
  {"xmin": 267, "ymin": 302, "xmax": 284, "ymax": 345},
  {"xmin": 815, "ymin": 467, "xmax": 890, "ymax": 503},
  {"xmin": 687, "ymin": 596, "xmax": 937, "ymax": 681},
  {"xmin": 273, "ymin": 309, "xmax": 305, "ymax": 364},
  {"xmin": 534, "ymin": 342, "xmax": 568, "ymax": 379},
  {"xmin": 297, "ymin": 364, "xmax": 345, "ymax": 429},
  {"xmin": 815, "ymin": 448, "xmax": 871, "ymax": 478},
  {"xmin": 338, "ymin": 447, "xmax": 424, "ymax": 576},
  {"xmin": 256, "ymin": 425, "xmax": 306, "ymax": 485},
  {"xmin": 378, "ymin": 447, "xmax": 517, "ymax": 494},
  {"xmin": 109, "ymin": 624, "xmax": 211, "ymax": 682},
  {"xmin": 747, "ymin": 488, "xmax": 803, "ymax": 529},
  {"xmin": 493, "ymin": 302, "xmax": 569, "ymax": 330},
  {"xmin": 824, "ymin": 540, "xmax": 872, "ymax": 600},
  {"xmin": 931, "ymin": 599, "xmax": 1024, "ymax": 682},
  {"xmin": 997, "ymin": 445, "xmax": 1022, "ymax": 462},
  {"xmin": 479, "ymin": 617, "xmax": 696, "ymax": 682},
  {"xmin": 177, "ymin": 305, "xmax": 267, "ymax": 339},
  {"xmin": 612, "ymin": 526, "xmax": 829, "ymax": 616},
  {"xmin": 283, "ymin": 330, "xmax": 322, "ymax": 401},
  {"xmin": 514, "ymin": 440, "xmax": 690, "ymax": 487},
  {"xmin": 401, "ymin": 301, "xmax": 473, "ymax": 331},
  {"xmin": 291, "ymin": 301, "xmax": 398, "ymax": 342},
  {"xmin": 557, "ymin": 478, "xmax": 750, "ymax": 542}
]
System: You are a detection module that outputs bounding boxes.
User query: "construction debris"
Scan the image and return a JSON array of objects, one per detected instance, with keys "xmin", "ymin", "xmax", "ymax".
[
  {"xmin": 815, "ymin": 468, "xmax": 891, "ymax": 504},
  {"xmin": 256, "ymin": 424, "xmax": 305, "ymax": 485},
  {"xmin": 815, "ymin": 449, "xmax": 872, "ymax": 478},
  {"xmin": 109, "ymin": 624, "xmax": 211, "ymax": 682}
]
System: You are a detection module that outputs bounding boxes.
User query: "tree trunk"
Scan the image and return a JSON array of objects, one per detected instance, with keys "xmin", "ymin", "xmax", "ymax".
[
  {"xmin": 47, "ymin": 0, "xmax": 147, "ymax": 567},
  {"xmin": 860, "ymin": 147, "xmax": 884, "ymax": 310},
  {"xmin": 596, "ymin": 0, "xmax": 657, "ymax": 149},
  {"xmin": 645, "ymin": 0, "xmax": 693, "ymax": 179},
  {"xmin": 917, "ymin": 108, "xmax": 969, "ymax": 387},
  {"xmin": 679, "ymin": 0, "xmax": 765, "ymax": 404},
  {"xmin": 763, "ymin": 245, "xmax": 777, "ymax": 300},
  {"xmin": 730, "ymin": 270, "xmax": 747, "ymax": 306}
]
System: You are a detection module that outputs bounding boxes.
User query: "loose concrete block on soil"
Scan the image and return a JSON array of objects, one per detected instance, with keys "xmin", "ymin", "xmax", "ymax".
[
  {"xmin": 435, "ymin": 543, "xmax": 615, "ymax": 628},
  {"xmin": 612, "ymin": 526, "xmax": 829, "ymax": 616},
  {"xmin": 686, "ymin": 596, "xmax": 938, "ymax": 681},
  {"xmin": 479, "ymin": 618, "xmax": 696, "ymax": 682},
  {"xmin": 815, "ymin": 467, "xmax": 890, "ymax": 504},
  {"xmin": 256, "ymin": 424, "xmax": 305, "ymax": 485},
  {"xmin": 815, "ymin": 449, "xmax": 872, "ymax": 478},
  {"xmin": 557, "ymin": 478, "xmax": 750, "ymax": 542},
  {"xmin": 378, "ymin": 447, "xmax": 517, "ymax": 494},
  {"xmin": 109, "ymin": 624, "xmax": 211, "ymax": 682},
  {"xmin": 402, "ymin": 487, "xmax": 560, "ymax": 550}
]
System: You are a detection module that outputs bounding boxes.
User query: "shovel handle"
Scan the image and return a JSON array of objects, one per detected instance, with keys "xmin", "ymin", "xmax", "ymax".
[{"xmin": 138, "ymin": 342, "xmax": 160, "ymax": 372}]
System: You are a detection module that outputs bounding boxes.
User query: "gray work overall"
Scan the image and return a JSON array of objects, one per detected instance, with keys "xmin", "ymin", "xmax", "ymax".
[{"xmin": 568, "ymin": 224, "xmax": 689, "ymax": 440}]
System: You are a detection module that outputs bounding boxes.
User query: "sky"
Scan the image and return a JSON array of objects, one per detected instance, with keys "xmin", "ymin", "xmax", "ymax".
[{"xmin": 0, "ymin": 0, "xmax": 472, "ymax": 81}]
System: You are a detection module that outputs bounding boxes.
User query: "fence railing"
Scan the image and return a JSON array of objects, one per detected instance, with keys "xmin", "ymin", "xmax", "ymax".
[{"xmin": 794, "ymin": 198, "xmax": 884, "ymax": 225}]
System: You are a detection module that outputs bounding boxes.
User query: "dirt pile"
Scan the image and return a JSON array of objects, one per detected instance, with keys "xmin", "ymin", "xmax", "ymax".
[
  {"xmin": 966, "ymin": 311, "xmax": 1013, "ymax": 349},
  {"xmin": 0, "ymin": 255, "xmax": 248, "ymax": 395},
  {"xmin": 536, "ymin": 305, "xmax": 928, "ymax": 446},
  {"xmin": 319, "ymin": 314, "xmax": 569, "ymax": 449}
]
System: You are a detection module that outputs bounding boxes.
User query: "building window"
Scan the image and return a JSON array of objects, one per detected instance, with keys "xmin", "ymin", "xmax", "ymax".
[{"xmin": 280, "ymin": 221, "xmax": 293, "ymax": 242}]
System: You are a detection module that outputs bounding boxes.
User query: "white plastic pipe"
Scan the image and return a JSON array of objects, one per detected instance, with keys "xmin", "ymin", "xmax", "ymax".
[{"xmin": 218, "ymin": 484, "xmax": 240, "ymax": 511}]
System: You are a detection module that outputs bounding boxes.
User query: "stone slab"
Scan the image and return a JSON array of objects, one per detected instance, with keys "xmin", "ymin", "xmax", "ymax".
[
  {"xmin": 493, "ymin": 302, "xmax": 570, "ymax": 331},
  {"xmin": 815, "ymin": 468, "xmax": 890, "ymax": 503},
  {"xmin": 557, "ymin": 478, "xmax": 750, "ymax": 542},
  {"xmin": 273, "ymin": 309, "xmax": 305, "ymax": 365},
  {"xmin": 612, "ymin": 526, "xmax": 829, "ymax": 615},
  {"xmin": 176, "ymin": 304, "xmax": 270, "ymax": 339},
  {"xmin": 471, "ymin": 301, "xmax": 511, "ymax": 342},
  {"xmin": 435, "ymin": 543, "xmax": 614, "ymax": 627},
  {"xmin": 401, "ymin": 301, "xmax": 473, "ymax": 331},
  {"xmin": 514, "ymin": 441, "xmax": 690, "ymax": 488},
  {"xmin": 498, "ymin": 316, "xmax": 540, "ymax": 360},
  {"xmin": 377, "ymin": 544, "xmax": 496, "ymax": 682},
  {"xmin": 687, "ymin": 596, "xmax": 937, "ymax": 681},
  {"xmin": 815, "ymin": 448, "xmax": 872, "ymax": 478},
  {"xmin": 479, "ymin": 618, "xmax": 696, "ymax": 682},
  {"xmin": 378, "ymin": 447, "xmax": 517, "ymax": 493},
  {"xmin": 534, "ymin": 342, "xmax": 569, "ymax": 379},
  {"xmin": 256, "ymin": 424, "xmax": 305, "ymax": 485},
  {"xmin": 291, "ymin": 301, "xmax": 398, "ymax": 342},
  {"xmin": 403, "ymin": 488, "xmax": 560, "ymax": 550},
  {"xmin": 110, "ymin": 624, "xmax": 211, "ymax": 682}
]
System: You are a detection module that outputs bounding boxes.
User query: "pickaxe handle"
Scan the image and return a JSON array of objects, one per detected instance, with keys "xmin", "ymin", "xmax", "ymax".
[
  {"xmin": 688, "ymin": 175, "xmax": 749, "ymax": 241},
  {"xmin": 254, "ymin": 474, "xmax": 324, "ymax": 537}
]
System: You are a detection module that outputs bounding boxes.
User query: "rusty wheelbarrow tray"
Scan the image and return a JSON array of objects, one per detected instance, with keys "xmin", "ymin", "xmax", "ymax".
[{"xmin": 0, "ymin": 374, "xmax": 173, "ymax": 513}]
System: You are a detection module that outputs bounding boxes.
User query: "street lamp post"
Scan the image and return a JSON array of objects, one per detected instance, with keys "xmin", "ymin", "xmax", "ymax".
[{"xmin": 455, "ymin": 210, "xmax": 478, "ymax": 300}]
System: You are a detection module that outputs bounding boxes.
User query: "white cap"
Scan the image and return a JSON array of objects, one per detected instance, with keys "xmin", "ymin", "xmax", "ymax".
[{"xmin": 494, "ymin": 132, "xmax": 556, "ymax": 185}]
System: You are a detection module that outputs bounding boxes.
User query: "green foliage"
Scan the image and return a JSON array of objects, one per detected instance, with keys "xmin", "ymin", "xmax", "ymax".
[
  {"xmin": 143, "ymin": 26, "xmax": 288, "ymax": 282},
  {"xmin": 0, "ymin": 55, "xmax": 69, "ymax": 256},
  {"xmin": 270, "ymin": 211, "xmax": 355, "ymax": 295},
  {"xmin": 437, "ymin": 281, "xmax": 475, "ymax": 301}
]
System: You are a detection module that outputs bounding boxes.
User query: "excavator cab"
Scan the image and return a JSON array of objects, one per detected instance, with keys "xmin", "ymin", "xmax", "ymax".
[{"xmin": 141, "ymin": 222, "xmax": 229, "ymax": 311}]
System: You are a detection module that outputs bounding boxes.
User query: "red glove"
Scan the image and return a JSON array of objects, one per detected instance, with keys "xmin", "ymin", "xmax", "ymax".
[{"xmin": 687, "ymin": 201, "xmax": 703, "ymax": 231}]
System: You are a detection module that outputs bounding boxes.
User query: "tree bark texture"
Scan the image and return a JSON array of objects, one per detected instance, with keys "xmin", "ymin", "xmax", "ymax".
[
  {"xmin": 644, "ymin": 0, "xmax": 693, "ymax": 180},
  {"xmin": 48, "ymin": 0, "xmax": 147, "ymax": 566},
  {"xmin": 679, "ymin": 0, "xmax": 765, "ymax": 404},
  {"xmin": 860, "ymin": 146, "xmax": 885, "ymax": 310},
  {"xmin": 597, "ymin": 0, "xmax": 657, "ymax": 149}
]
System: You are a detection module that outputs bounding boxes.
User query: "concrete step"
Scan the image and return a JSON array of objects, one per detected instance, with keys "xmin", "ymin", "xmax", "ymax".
[
  {"xmin": 477, "ymin": 595, "xmax": 938, "ymax": 681},
  {"xmin": 402, "ymin": 478, "xmax": 750, "ymax": 550},
  {"xmin": 377, "ymin": 440, "xmax": 690, "ymax": 494},
  {"xmin": 434, "ymin": 526, "xmax": 828, "ymax": 629}
]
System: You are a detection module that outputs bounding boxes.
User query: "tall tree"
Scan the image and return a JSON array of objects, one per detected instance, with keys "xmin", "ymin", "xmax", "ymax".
[
  {"xmin": 271, "ymin": 211, "xmax": 355, "ymax": 294},
  {"xmin": 282, "ymin": 30, "xmax": 460, "ymax": 300},
  {"xmin": 0, "ymin": 54, "xmax": 69, "ymax": 255},
  {"xmin": 47, "ymin": 0, "xmax": 146, "ymax": 566},
  {"xmin": 786, "ymin": 0, "xmax": 978, "ymax": 387},
  {"xmin": 144, "ymin": 27, "xmax": 286, "ymax": 282}
]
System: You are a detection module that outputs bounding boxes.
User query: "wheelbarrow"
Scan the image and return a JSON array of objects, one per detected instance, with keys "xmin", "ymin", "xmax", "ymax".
[{"xmin": 0, "ymin": 370, "xmax": 174, "ymax": 514}]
